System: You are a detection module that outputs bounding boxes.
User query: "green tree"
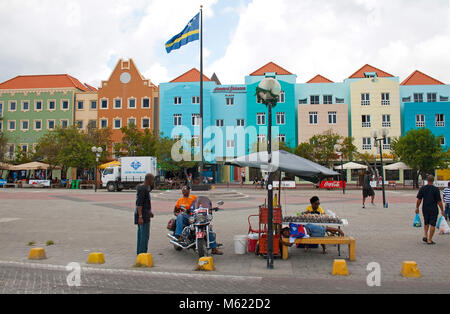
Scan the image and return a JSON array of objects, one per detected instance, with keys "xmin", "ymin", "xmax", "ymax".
[
  {"xmin": 294, "ymin": 130, "xmax": 342, "ymax": 166},
  {"xmin": 14, "ymin": 146, "xmax": 33, "ymax": 164},
  {"xmin": 294, "ymin": 142, "xmax": 315, "ymax": 161},
  {"xmin": 391, "ymin": 128, "xmax": 449, "ymax": 188},
  {"xmin": 340, "ymin": 136, "xmax": 358, "ymax": 161},
  {"xmin": 0, "ymin": 128, "xmax": 7, "ymax": 162}
]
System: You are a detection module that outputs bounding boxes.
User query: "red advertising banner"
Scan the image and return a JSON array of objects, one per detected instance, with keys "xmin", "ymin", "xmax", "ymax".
[{"xmin": 319, "ymin": 181, "xmax": 346, "ymax": 189}]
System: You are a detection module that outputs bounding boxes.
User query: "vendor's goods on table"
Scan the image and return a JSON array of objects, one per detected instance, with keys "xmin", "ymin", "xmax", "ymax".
[{"xmin": 283, "ymin": 214, "xmax": 343, "ymax": 224}]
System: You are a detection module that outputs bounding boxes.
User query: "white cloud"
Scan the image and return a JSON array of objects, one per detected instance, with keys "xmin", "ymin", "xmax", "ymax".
[{"xmin": 208, "ymin": 0, "xmax": 450, "ymax": 84}]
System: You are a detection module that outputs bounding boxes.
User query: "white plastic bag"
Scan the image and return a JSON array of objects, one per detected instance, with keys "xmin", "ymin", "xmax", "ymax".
[{"xmin": 437, "ymin": 217, "xmax": 450, "ymax": 235}]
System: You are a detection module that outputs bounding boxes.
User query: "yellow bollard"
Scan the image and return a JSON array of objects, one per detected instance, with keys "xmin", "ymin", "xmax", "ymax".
[
  {"xmin": 401, "ymin": 261, "xmax": 421, "ymax": 278},
  {"xmin": 28, "ymin": 248, "xmax": 46, "ymax": 260},
  {"xmin": 136, "ymin": 253, "xmax": 154, "ymax": 268},
  {"xmin": 198, "ymin": 257, "xmax": 215, "ymax": 271},
  {"xmin": 332, "ymin": 259, "xmax": 349, "ymax": 276},
  {"xmin": 87, "ymin": 252, "xmax": 105, "ymax": 264}
]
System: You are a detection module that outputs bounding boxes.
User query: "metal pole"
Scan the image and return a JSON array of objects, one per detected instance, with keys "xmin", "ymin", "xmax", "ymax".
[
  {"xmin": 199, "ymin": 6, "xmax": 204, "ymax": 186},
  {"xmin": 380, "ymin": 139, "xmax": 386, "ymax": 208},
  {"xmin": 267, "ymin": 103, "xmax": 274, "ymax": 269},
  {"xmin": 341, "ymin": 157, "xmax": 345, "ymax": 194}
]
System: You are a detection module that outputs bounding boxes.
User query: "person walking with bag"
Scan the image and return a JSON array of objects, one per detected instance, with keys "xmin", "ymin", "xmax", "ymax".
[
  {"xmin": 416, "ymin": 175, "xmax": 445, "ymax": 245},
  {"xmin": 135, "ymin": 174, "xmax": 155, "ymax": 255},
  {"xmin": 443, "ymin": 182, "xmax": 450, "ymax": 221}
]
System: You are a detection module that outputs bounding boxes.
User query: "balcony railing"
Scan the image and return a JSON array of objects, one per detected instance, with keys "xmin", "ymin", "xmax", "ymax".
[
  {"xmin": 362, "ymin": 144, "xmax": 372, "ymax": 150},
  {"xmin": 436, "ymin": 121, "xmax": 445, "ymax": 127},
  {"xmin": 382, "ymin": 122, "xmax": 391, "ymax": 128},
  {"xmin": 416, "ymin": 122, "xmax": 425, "ymax": 127},
  {"xmin": 381, "ymin": 100, "xmax": 390, "ymax": 105},
  {"xmin": 362, "ymin": 122, "xmax": 371, "ymax": 128},
  {"xmin": 361, "ymin": 100, "xmax": 370, "ymax": 106}
]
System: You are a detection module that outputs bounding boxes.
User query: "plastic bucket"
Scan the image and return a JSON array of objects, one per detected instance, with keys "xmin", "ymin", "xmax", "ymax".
[
  {"xmin": 234, "ymin": 235, "xmax": 248, "ymax": 255},
  {"xmin": 247, "ymin": 233, "xmax": 259, "ymax": 253}
]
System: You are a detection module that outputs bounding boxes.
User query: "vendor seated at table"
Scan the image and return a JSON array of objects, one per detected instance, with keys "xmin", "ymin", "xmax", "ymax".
[
  {"xmin": 298, "ymin": 196, "xmax": 324, "ymax": 215},
  {"xmin": 281, "ymin": 226, "xmax": 344, "ymax": 254}
]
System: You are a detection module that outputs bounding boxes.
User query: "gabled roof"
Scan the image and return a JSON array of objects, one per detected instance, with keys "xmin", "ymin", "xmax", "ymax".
[
  {"xmin": 210, "ymin": 73, "xmax": 221, "ymax": 85},
  {"xmin": 348, "ymin": 64, "xmax": 394, "ymax": 79},
  {"xmin": 170, "ymin": 68, "xmax": 211, "ymax": 83},
  {"xmin": 249, "ymin": 62, "xmax": 293, "ymax": 76},
  {"xmin": 84, "ymin": 83, "xmax": 98, "ymax": 91},
  {"xmin": 0, "ymin": 74, "xmax": 89, "ymax": 91},
  {"xmin": 401, "ymin": 70, "xmax": 445, "ymax": 86},
  {"xmin": 306, "ymin": 74, "xmax": 334, "ymax": 83}
]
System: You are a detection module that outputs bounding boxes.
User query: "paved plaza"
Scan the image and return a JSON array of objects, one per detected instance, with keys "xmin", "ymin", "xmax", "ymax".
[{"xmin": 0, "ymin": 187, "xmax": 449, "ymax": 294}]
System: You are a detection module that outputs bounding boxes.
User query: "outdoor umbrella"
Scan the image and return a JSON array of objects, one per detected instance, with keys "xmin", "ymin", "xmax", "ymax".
[
  {"xmin": 334, "ymin": 162, "xmax": 368, "ymax": 170},
  {"xmin": 99, "ymin": 161, "xmax": 121, "ymax": 170},
  {"xmin": 228, "ymin": 150, "xmax": 339, "ymax": 183},
  {"xmin": 0, "ymin": 162, "xmax": 12, "ymax": 170},
  {"xmin": 384, "ymin": 162, "xmax": 412, "ymax": 171},
  {"xmin": 9, "ymin": 162, "xmax": 51, "ymax": 171}
]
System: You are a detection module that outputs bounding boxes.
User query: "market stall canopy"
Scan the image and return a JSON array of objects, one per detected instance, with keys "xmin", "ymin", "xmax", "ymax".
[
  {"xmin": 334, "ymin": 162, "xmax": 368, "ymax": 170},
  {"xmin": 0, "ymin": 162, "xmax": 12, "ymax": 170},
  {"xmin": 9, "ymin": 162, "xmax": 54, "ymax": 171},
  {"xmin": 384, "ymin": 162, "xmax": 412, "ymax": 171},
  {"xmin": 228, "ymin": 150, "xmax": 339, "ymax": 183},
  {"xmin": 99, "ymin": 160, "xmax": 120, "ymax": 170}
]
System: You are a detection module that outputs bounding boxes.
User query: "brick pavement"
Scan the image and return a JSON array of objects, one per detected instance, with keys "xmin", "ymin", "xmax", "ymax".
[{"xmin": 0, "ymin": 188, "xmax": 449, "ymax": 293}]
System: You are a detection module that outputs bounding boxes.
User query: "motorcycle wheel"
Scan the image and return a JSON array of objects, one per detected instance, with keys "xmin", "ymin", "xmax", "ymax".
[{"xmin": 197, "ymin": 238, "xmax": 207, "ymax": 258}]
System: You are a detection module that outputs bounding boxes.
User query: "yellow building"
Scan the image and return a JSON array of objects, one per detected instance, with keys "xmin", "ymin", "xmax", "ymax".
[
  {"xmin": 75, "ymin": 84, "xmax": 98, "ymax": 131},
  {"xmin": 347, "ymin": 65, "xmax": 401, "ymax": 157}
]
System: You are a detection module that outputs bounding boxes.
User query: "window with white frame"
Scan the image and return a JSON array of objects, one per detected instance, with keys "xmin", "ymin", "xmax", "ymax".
[
  {"xmin": 60, "ymin": 120, "xmax": 69, "ymax": 128},
  {"xmin": 48, "ymin": 100, "xmax": 56, "ymax": 111},
  {"xmin": 128, "ymin": 98, "xmax": 136, "ymax": 109},
  {"xmin": 226, "ymin": 97, "xmax": 234, "ymax": 106},
  {"xmin": 276, "ymin": 112, "xmax": 285, "ymax": 125},
  {"xmin": 61, "ymin": 100, "xmax": 69, "ymax": 110},
  {"xmin": 35, "ymin": 100, "xmax": 42, "ymax": 111},
  {"xmin": 0, "ymin": 120, "xmax": 2, "ymax": 132},
  {"xmin": 76, "ymin": 120, "xmax": 83, "ymax": 129},
  {"xmin": 114, "ymin": 98, "xmax": 122, "ymax": 109},
  {"xmin": 101, "ymin": 99, "xmax": 108, "ymax": 109},
  {"xmin": 362, "ymin": 137, "xmax": 372, "ymax": 150},
  {"xmin": 8, "ymin": 144, "xmax": 14, "ymax": 159},
  {"xmin": 77, "ymin": 101, "xmax": 84, "ymax": 110},
  {"xmin": 22, "ymin": 101, "xmax": 30, "ymax": 111},
  {"xmin": 226, "ymin": 140, "xmax": 235, "ymax": 148},
  {"xmin": 142, "ymin": 98, "xmax": 150, "ymax": 109},
  {"xmin": 440, "ymin": 96, "xmax": 449, "ymax": 102},
  {"xmin": 427, "ymin": 93, "xmax": 437, "ymax": 103},
  {"xmin": 88, "ymin": 120, "xmax": 97, "ymax": 128},
  {"xmin": 128, "ymin": 118, "xmax": 136, "ymax": 126},
  {"xmin": 113, "ymin": 118, "xmax": 121, "ymax": 129},
  {"xmin": 216, "ymin": 120, "xmax": 224, "ymax": 127},
  {"xmin": 277, "ymin": 134, "xmax": 286, "ymax": 143},
  {"xmin": 0, "ymin": 102, "xmax": 3, "ymax": 117},
  {"xmin": 174, "ymin": 97, "xmax": 182, "ymax": 105},
  {"xmin": 382, "ymin": 114, "xmax": 391, "ymax": 127},
  {"xmin": 416, "ymin": 114, "xmax": 425, "ymax": 127},
  {"xmin": 90, "ymin": 100, "xmax": 97, "ymax": 110},
  {"xmin": 192, "ymin": 114, "xmax": 200, "ymax": 126},
  {"xmin": 440, "ymin": 137, "xmax": 446, "ymax": 146},
  {"xmin": 328, "ymin": 111, "xmax": 337, "ymax": 124},
  {"xmin": 435, "ymin": 114, "xmax": 445, "ymax": 127},
  {"xmin": 310, "ymin": 95, "xmax": 320, "ymax": 105},
  {"xmin": 237, "ymin": 119, "xmax": 245, "ymax": 127},
  {"xmin": 9, "ymin": 101, "xmax": 16, "ymax": 112},
  {"xmin": 47, "ymin": 120, "xmax": 55, "ymax": 130},
  {"xmin": 279, "ymin": 91, "xmax": 285, "ymax": 103},
  {"xmin": 100, "ymin": 119, "xmax": 108, "ymax": 128},
  {"xmin": 323, "ymin": 95, "xmax": 333, "ymax": 105},
  {"xmin": 257, "ymin": 134, "xmax": 266, "ymax": 143},
  {"xmin": 142, "ymin": 118, "xmax": 150, "ymax": 129},
  {"xmin": 309, "ymin": 112, "xmax": 318, "ymax": 125},
  {"xmin": 381, "ymin": 93, "xmax": 390, "ymax": 105},
  {"xmin": 192, "ymin": 96, "xmax": 200, "ymax": 104},
  {"xmin": 414, "ymin": 93, "xmax": 423, "ymax": 103},
  {"xmin": 298, "ymin": 99, "xmax": 307, "ymax": 104},
  {"xmin": 173, "ymin": 114, "xmax": 182, "ymax": 126},
  {"xmin": 8, "ymin": 120, "xmax": 16, "ymax": 131},
  {"xmin": 362, "ymin": 115, "xmax": 371, "ymax": 128},
  {"xmin": 361, "ymin": 93, "xmax": 370, "ymax": 106},
  {"xmin": 20, "ymin": 144, "xmax": 28, "ymax": 153},
  {"xmin": 383, "ymin": 137, "xmax": 391, "ymax": 150},
  {"xmin": 257, "ymin": 113, "xmax": 266, "ymax": 125},
  {"xmin": 336, "ymin": 98, "xmax": 345, "ymax": 104},
  {"xmin": 21, "ymin": 120, "xmax": 29, "ymax": 131}
]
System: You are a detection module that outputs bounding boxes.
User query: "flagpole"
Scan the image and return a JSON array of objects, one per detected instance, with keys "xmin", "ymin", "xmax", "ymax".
[{"xmin": 199, "ymin": 5, "xmax": 204, "ymax": 185}]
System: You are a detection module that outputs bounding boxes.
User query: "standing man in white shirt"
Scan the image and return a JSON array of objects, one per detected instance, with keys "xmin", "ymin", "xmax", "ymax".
[{"xmin": 443, "ymin": 182, "xmax": 450, "ymax": 221}]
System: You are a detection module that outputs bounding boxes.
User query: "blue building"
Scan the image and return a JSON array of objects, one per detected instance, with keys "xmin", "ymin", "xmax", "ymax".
[{"xmin": 400, "ymin": 70, "xmax": 450, "ymax": 148}]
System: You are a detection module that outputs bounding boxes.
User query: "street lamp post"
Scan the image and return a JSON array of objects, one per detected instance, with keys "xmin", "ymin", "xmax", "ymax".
[
  {"xmin": 334, "ymin": 144, "xmax": 345, "ymax": 195},
  {"xmin": 371, "ymin": 129, "xmax": 389, "ymax": 208},
  {"xmin": 257, "ymin": 77, "xmax": 281, "ymax": 270},
  {"xmin": 91, "ymin": 146, "xmax": 103, "ymax": 193}
]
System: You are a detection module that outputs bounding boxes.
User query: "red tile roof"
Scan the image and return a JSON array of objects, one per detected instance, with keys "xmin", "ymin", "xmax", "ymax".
[
  {"xmin": 250, "ymin": 62, "xmax": 293, "ymax": 76},
  {"xmin": 170, "ymin": 68, "xmax": 211, "ymax": 83},
  {"xmin": 0, "ymin": 74, "xmax": 89, "ymax": 91},
  {"xmin": 348, "ymin": 64, "xmax": 394, "ymax": 79},
  {"xmin": 84, "ymin": 83, "xmax": 98, "ymax": 91},
  {"xmin": 306, "ymin": 74, "xmax": 334, "ymax": 83},
  {"xmin": 401, "ymin": 70, "xmax": 445, "ymax": 86}
]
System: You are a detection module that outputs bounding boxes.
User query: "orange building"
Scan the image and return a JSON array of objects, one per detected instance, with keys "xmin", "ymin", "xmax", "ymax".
[{"xmin": 98, "ymin": 59, "xmax": 159, "ymax": 153}]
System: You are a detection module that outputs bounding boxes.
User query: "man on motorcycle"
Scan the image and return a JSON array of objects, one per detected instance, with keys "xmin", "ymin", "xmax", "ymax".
[{"xmin": 174, "ymin": 186, "xmax": 223, "ymax": 255}]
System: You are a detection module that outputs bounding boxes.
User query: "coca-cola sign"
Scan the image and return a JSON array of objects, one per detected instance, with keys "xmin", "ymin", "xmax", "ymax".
[{"xmin": 319, "ymin": 181, "xmax": 346, "ymax": 189}]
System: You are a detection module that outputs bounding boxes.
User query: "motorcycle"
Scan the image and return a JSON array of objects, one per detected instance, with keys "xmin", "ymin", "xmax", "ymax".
[{"xmin": 167, "ymin": 196, "xmax": 224, "ymax": 258}]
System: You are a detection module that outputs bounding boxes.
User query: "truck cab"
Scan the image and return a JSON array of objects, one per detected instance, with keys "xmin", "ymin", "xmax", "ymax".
[{"xmin": 102, "ymin": 167, "xmax": 122, "ymax": 192}]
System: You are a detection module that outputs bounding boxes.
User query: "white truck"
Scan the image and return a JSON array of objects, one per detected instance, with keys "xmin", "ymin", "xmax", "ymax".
[{"xmin": 101, "ymin": 156, "xmax": 158, "ymax": 192}]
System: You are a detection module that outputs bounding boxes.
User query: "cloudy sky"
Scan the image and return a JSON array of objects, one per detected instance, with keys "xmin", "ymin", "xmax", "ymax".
[{"xmin": 0, "ymin": 0, "xmax": 449, "ymax": 86}]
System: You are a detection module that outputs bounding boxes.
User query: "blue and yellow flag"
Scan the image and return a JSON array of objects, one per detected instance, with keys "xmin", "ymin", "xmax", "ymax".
[{"xmin": 165, "ymin": 13, "xmax": 200, "ymax": 53}]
